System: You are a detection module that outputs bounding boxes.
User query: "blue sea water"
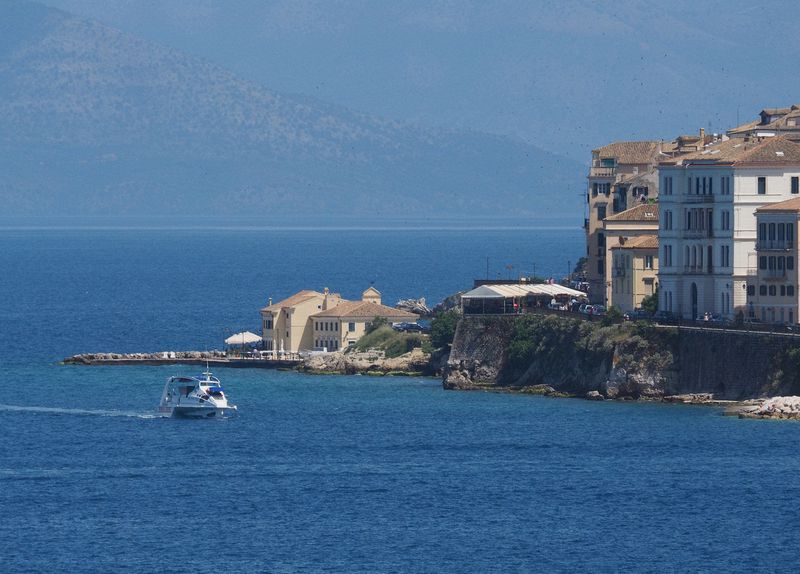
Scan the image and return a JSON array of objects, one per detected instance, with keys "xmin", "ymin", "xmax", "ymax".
[{"xmin": 2, "ymin": 225, "xmax": 800, "ymax": 573}]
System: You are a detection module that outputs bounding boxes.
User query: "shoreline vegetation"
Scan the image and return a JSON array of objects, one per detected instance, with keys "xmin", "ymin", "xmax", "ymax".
[{"xmin": 62, "ymin": 311, "xmax": 800, "ymax": 420}]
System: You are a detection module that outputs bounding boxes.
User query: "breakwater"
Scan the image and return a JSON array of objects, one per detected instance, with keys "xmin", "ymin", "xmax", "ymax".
[
  {"xmin": 444, "ymin": 315, "xmax": 800, "ymax": 400},
  {"xmin": 63, "ymin": 351, "xmax": 302, "ymax": 368}
]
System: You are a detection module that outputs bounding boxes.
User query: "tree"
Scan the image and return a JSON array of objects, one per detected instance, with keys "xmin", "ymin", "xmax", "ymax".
[
  {"xmin": 640, "ymin": 286, "xmax": 659, "ymax": 314},
  {"xmin": 430, "ymin": 310, "xmax": 460, "ymax": 349}
]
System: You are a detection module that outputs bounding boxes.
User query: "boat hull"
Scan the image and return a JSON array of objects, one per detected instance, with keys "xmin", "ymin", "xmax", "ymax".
[{"xmin": 158, "ymin": 405, "xmax": 234, "ymax": 418}]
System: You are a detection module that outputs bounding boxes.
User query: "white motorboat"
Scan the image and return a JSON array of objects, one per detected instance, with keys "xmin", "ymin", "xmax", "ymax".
[{"xmin": 157, "ymin": 368, "xmax": 237, "ymax": 418}]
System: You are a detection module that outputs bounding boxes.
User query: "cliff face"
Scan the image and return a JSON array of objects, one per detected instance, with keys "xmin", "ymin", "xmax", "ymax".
[{"xmin": 443, "ymin": 315, "xmax": 800, "ymax": 400}]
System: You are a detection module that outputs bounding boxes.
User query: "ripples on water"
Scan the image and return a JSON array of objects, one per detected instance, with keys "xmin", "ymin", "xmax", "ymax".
[{"xmin": 1, "ymin": 228, "xmax": 799, "ymax": 572}]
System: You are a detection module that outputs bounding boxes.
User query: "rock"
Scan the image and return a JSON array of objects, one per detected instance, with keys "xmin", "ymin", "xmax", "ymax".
[
  {"xmin": 301, "ymin": 347, "xmax": 432, "ymax": 376},
  {"xmin": 602, "ymin": 366, "xmax": 665, "ymax": 400},
  {"xmin": 432, "ymin": 292, "xmax": 464, "ymax": 315},
  {"xmin": 585, "ymin": 390, "xmax": 605, "ymax": 401},
  {"xmin": 663, "ymin": 393, "xmax": 714, "ymax": 404},
  {"xmin": 739, "ymin": 396, "xmax": 800, "ymax": 419},
  {"xmin": 395, "ymin": 297, "xmax": 431, "ymax": 316}
]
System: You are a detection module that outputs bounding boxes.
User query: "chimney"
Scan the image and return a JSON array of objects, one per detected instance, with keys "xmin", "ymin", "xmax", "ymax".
[
  {"xmin": 268, "ymin": 297, "xmax": 272, "ymax": 306},
  {"xmin": 700, "ymin": 127, "xmax": 705, "ymax": 142}
]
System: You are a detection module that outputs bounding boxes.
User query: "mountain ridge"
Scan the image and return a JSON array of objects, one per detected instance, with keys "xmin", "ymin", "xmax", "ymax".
[{"xmin": 0, "ymin": 0, "xmax": 583, "ymax": 218}]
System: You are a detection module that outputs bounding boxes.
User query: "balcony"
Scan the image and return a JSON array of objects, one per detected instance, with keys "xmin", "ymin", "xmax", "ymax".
[
  {"xmin": 589, "ymin": 167, "xmax": 616, "ymax": 178},
  {"xmin": 683, "ymin": 194, "xmax": 715, "ymax": 203},
  {"xmin": 756, "ymin": 240, "xmax": 793, "ymax": 251},
  {"xmin": 683, "ymin": 229, "xmax": 714, "ymax": 239},
  {"xmin": 763, "ymin": 270, "xmax": 787, "ymax": 280},
  {"xmin": 612, "ymin": 267, "xmax": 626, "ymax": 278}
]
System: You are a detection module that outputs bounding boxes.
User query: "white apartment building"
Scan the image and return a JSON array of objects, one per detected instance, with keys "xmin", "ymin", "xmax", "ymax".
[{"xmin": 658, "ymin": 136, "xmax": 800, "ymax": 319}]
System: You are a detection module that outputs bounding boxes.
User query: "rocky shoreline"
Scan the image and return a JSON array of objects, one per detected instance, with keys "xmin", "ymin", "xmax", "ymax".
[{"xmin": 62, "ymin": 348, "xmax": 800, "ymax": 421}]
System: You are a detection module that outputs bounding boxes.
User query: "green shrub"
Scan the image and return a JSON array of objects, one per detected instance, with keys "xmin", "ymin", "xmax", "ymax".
[
  {"xmin": 430, "ymin": 309, "xmax": 460, "ymax": 349},
  {"xmin": 365, "ymin": 316, "xmax": 390, "ymax": 334}
]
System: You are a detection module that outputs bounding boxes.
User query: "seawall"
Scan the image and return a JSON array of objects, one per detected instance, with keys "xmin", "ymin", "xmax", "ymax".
[{"xmin": 444, "ymin": 315, "xmax": 800, "ymax": 400}]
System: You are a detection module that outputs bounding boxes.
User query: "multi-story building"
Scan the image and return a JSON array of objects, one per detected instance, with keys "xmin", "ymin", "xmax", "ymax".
[
  {"xmin": 261, "ymin": 287, "xmax": 417, "ymax": 354},
  {"xmin": 609, "ymin": 236, "xmax": 659, "ymax": 313},
  {"xmin": 728, "ymin": 106, "xmax": 800, "ymax": 141},
  {"xmin": 582, "ymin": 135, "xmax": 707, "ymax": 304},
  {"xmin": 748, "ymin": 198, "xmax": 800, "ymax": 323},
  {"xmin": 657, "ymin": 135, "xmax": 800, "ymax": 319},
  {"xmin": 585, "ymin": 141, "xmax": 664, "ymax": 303},
  {"xmin": 602, "ymin": 203, "xmax": 659, "ymax": 311}
]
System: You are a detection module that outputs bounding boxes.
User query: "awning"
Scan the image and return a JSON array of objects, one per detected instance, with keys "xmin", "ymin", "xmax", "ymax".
[
  {"xmin": 225, "ymin": 331, "xmax": 262, "ymax": 345},
  {"xmin": 461, "ymin": 283, "xmax": 588, "ymax": 300}
]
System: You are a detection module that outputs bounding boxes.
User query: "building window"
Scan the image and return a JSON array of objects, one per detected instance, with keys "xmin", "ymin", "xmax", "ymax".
[
  {"xmin": 747, "ymin": 285, "xmax": 756, "ymax": 296},
  {"xmin": 781, "ymin": 285, "xmax": 787, "ymax": 297},
  {"xmin": 789, "ymin": 257, "xmax": 795, "ymax": 270},
  {"xmin": 597, "ymin": 259, "xmax": 604, "ymax": 274},
  {"xmin": 760, "ymin": 256, "xmax": 767, "ymax": 270},
  {"xmin": 769, "ymin": 285, "xmax": 777, "ymax": 296},
  {"xmin": 793, "ymin": 177, "xmax": 799, "ymax": 194},
  {"xmin": 664, "ymin": 210, "xmax": 673, "ymax": 231},
  {"xmin": 760, "ymin": 285, "xmax": 767, "ymax": 296},
  {"xmin": 348, "ymin": 322, "xmax": 356, "ymax": 332},
  {"xmin": 645, "ymin": 255, "xmax": 654, "ymax": 269},
  {"xmin": 788, "ymin": 285, "xmax": 796, "ymax": 297},
  {"xmin": 663, "ymin": 176, "xmax": 673, "ymax": 195},
  {"xmin": 722, "ymin": 210, "xmax": 730, "ymax": 231},
  {"xmin": 758, "ymin": 176, "xmax": 767, "ymax": 194},
  {"xmin": 597, "ymin": 205, "xmax": 607, "ymax": 220},
  {"xmin": 759, "ymin": 223, "xmax": 766, "ymax": 241}
]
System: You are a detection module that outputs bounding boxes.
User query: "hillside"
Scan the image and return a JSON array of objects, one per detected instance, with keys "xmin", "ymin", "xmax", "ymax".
[{"xmin": 0, "ymin": 0, "xmax": 583, "ymax": 219}]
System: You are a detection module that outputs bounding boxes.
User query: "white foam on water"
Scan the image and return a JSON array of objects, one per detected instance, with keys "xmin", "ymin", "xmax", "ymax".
[{"xmin": 0, "ymin": 404, "xmax": 158, "ymax": 419}]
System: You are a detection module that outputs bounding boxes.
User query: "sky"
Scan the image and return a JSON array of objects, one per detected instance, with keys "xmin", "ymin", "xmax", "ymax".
[{"xmin": 35, "ymin": 0, "xmax": 800, "ymax": 161}]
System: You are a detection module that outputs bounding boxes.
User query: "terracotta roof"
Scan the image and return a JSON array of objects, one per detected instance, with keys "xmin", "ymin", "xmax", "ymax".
[
  {"xmin": 604, "ymin": 203, "xmax": 659, "ymax": 222},
  {"xmin": 755, "ymin": 197, "xmax": 800, "ymax": 213},
  {"xmin": 311, "ymin": 300, "xmax": 417, "ymax": 320},
  {"xmin": 729, "ymin": 106, "xmax": 800, "ymax": 134},
  {"xmin": 612, "ymin": 235, "xmax": 659, "ymax": 250},
  {"xmin": 593, "ymin": 141, "xmax": 662, "ymax": 165},
  {"xmin": 762, "ymin": 108, "xmax": 792, "ymax": 116},
  {"xmin": 665, "ymin": 136, "xmax": 800, "ymax": 165},
  {"xmin": 262, "ymin": 290, "xmax": 323, "ymax": 312}
]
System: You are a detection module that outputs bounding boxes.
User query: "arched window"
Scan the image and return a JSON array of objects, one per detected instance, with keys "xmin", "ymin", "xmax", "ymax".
[{"xmin": 769, "ymin": 223, "xmax": 776, "ymax": 240}]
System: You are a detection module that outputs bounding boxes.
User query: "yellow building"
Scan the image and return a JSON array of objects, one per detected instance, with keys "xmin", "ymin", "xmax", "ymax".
[
  {"xmin": 260, "ymin": 286, "xmax": 417, "ymax": 354},
  {"xmin": 609, "ymin": 236, "xmax": 659, "ymax": 312},
  {"xmin": 603, "ymin": 204, "xmax": 659, "ymax": 312}
]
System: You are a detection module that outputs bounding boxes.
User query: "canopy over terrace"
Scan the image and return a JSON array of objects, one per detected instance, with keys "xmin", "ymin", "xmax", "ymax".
[{"xmin": 461, "ymin": 283, "xmax": 587, "ymax": 315}]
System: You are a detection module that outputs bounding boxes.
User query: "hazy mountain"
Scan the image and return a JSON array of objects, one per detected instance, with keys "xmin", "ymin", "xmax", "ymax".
[
  {"xmin": 0, "ymin": 0, "xmax": 583, "ymax": 219},
  {"xmin": 37, "ymin": 0, "xmax": 800, "ymax": 161}
]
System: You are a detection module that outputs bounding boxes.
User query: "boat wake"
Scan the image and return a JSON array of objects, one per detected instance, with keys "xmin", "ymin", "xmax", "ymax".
[{"xmin": 0, "ymin": 404, "xmax": 159, "ymax": 419}]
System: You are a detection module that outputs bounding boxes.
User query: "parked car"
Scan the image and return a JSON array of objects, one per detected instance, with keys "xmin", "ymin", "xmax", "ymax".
[
  {"xmin": 591, "ymin": 305, "xmax": 607, "ymax": 316},
  {"xmin": 392, "ymin": 322, "xmax": 425, "ymax": 333}
]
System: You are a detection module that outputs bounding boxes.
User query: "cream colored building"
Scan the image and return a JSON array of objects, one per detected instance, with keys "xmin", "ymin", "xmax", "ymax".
[
  {"xmin": 602, "ymin": 204, "xmax": 659, "ymax": 311},
  {"xmin": 586, "ymin": 141, "xmax": 665, "ymax": 303},
  {"xmin": 260, "ymin": 286, "xmax": 417, "ymax": 354},
  {"xmin": 747, "ymin": 198, "xmax": 800, "ymax": 324},
  {"xmin": 609, "ymin": 236, "xmax": 659, "ymax": 312},
  {"xmin": 658, "ymin": 135, "xmax": 800, "ymax": 320}
]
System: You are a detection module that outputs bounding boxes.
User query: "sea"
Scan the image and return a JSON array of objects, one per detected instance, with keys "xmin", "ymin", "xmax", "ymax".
[{"xmin": 1, "ymin": 219, "xmax": 799, "ymax": 573}]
